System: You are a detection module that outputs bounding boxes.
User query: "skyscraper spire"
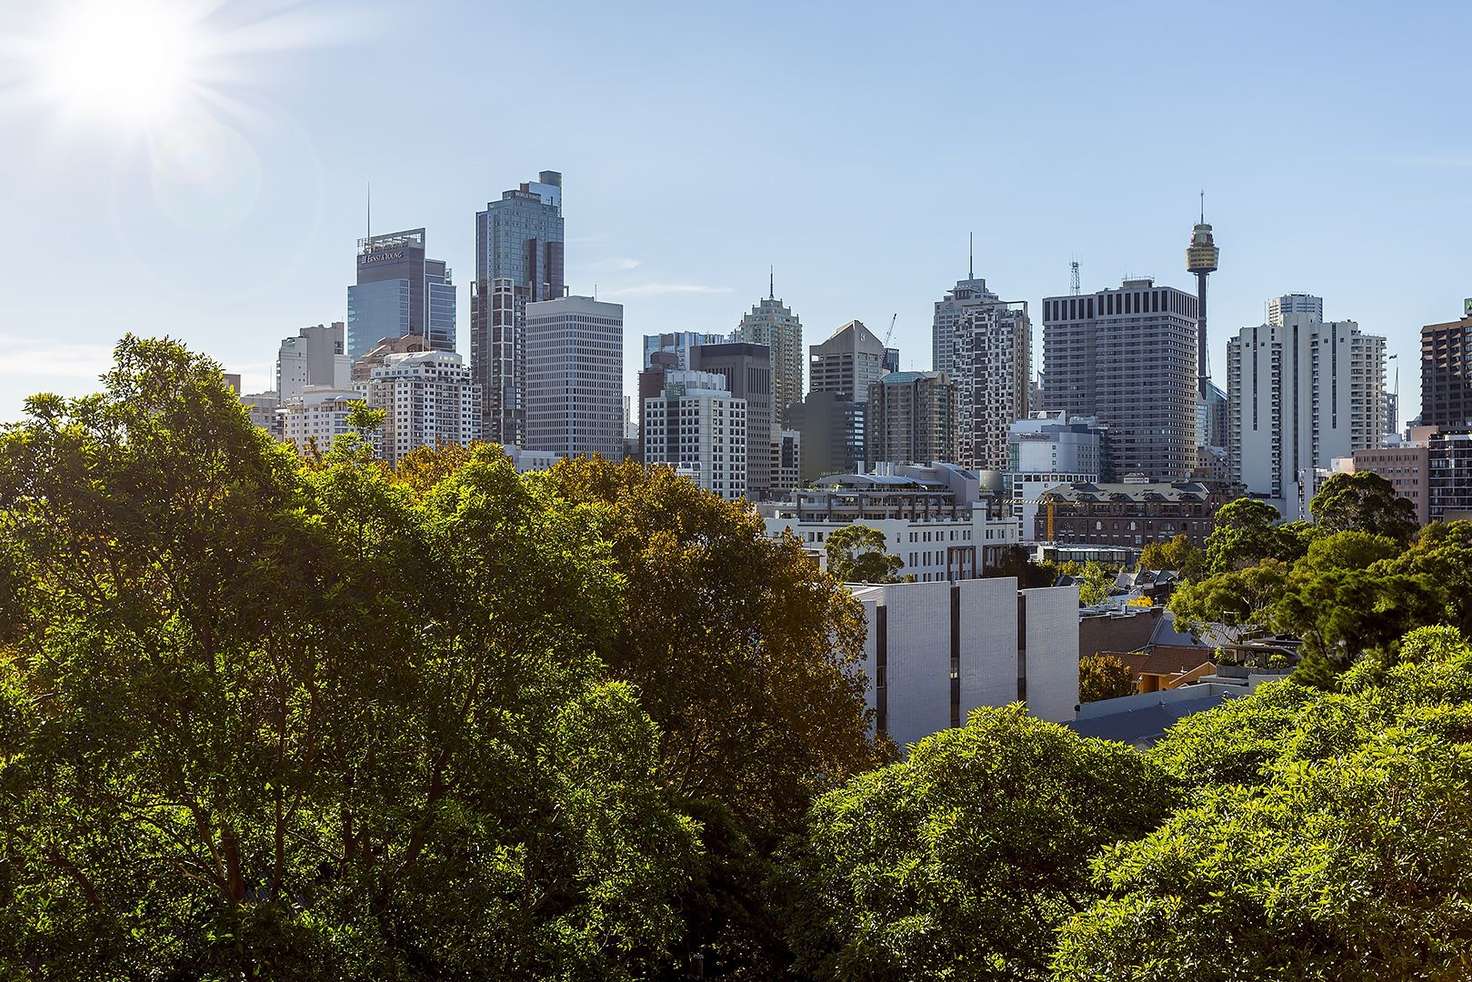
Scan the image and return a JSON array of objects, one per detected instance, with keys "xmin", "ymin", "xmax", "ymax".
[
  {"xmin": 1200, "ymin": 189, "xmax": 1205, "ymax": 223},
  {"xmin": 769, "ymin": 265, "xmax": 774, "ymax": 299},
  {"xmin": 968, "ymin": 232, "xmax": 974, "ymax": 280}
]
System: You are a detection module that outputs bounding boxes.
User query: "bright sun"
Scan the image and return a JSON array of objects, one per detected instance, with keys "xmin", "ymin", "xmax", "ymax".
[{"xmin": 41, "ymin": 0, "xmax": 203, "ymax": 128}]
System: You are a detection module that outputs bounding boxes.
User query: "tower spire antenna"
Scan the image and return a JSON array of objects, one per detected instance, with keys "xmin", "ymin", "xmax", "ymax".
[
  {"xmin": 968, "ymin": 231, "xmax": 974, "ymax": 280},
  {"xmin": 1200, "ymin": 189, "xmax": 1205, "ymax": 223},
  {"xmin": 769, "ymin": 265, "xmax": 774, "ymax": 299},
  {"xmin": 366, "ymin": 179, "xmax": 371, "ymax": 243}
]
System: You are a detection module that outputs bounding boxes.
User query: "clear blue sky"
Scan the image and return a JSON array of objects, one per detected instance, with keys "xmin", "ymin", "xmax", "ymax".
[{"xmin": 1, "ymin": 0, "xmax": 1468, "ymax": 423}]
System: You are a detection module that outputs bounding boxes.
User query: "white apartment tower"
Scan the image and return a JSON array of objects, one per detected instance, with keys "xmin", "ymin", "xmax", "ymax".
[
  {"xmin": 1228, "ymin": 295, "xmax": 1386, "ymax": 519},
  {"xmin": 643, "ymin": 370, "xmax": 748, "ymax": 499},
  {"xmin": 279, "ymin": 388, "xmax": 362, "ymax": 454},
  {"xmin": 524, "ymin": 295, "xmax": 625, "ymax": 459},
  {"xmin": 364, "ymin": 350, "xmax": 482, "ymax": 465}
]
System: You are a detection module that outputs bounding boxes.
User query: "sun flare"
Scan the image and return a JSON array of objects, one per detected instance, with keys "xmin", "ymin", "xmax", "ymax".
[{"xmin": 39, "ymin": 0, "xmax": 207, "ymax": 128}]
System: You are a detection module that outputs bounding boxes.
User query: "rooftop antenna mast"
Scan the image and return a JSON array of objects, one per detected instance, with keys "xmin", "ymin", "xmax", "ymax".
[
  {"xmin": 968, "ymin": 232, "xmax": 974, "ymax": 280},
  {"xmin": 769, "ymin": 265, "xmax": 775, "ymax": 299},
  {"xmin": 1070, "ymin": 259, "xmax": 1081, "ymax": 296},
  {"xmin": 366, "ymin": 179, "xmax": 371, "ymax": 244}
]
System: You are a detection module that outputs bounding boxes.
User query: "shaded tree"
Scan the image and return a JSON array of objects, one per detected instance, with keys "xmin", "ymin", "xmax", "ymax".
[
  {"xmin": 1309, "ymin": 470, "xmax": 1418, "ymax": 544},
  {"xmin": 1204, "ymin": 498, "xmax": 1305, "ymax": 573},
  {"xmin": 1078, "ymin": 654, "xmax": 1136, "ymax": 702},
  {"xmin": 823, "ymin": 524, "xmax": 904, "ymax": 583},
  {"xmin": 1168, "ymin": 560, "xmax": 1290, "ymax": 646},
  {"xmin": 1137, "ymin": 534, "xmax": 1205, "ymax": 580}
]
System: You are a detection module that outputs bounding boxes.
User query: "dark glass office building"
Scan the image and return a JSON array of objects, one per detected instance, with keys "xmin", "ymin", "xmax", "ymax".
[{"xmin": 347, "ymin": 228, "xmax": 456, "ymax": 360}]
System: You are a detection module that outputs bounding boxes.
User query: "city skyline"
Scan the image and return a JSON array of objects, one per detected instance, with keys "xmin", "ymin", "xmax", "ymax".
[{"xmin": 0, "ymin": 1, "xmax": 1468, "ymax": 423}]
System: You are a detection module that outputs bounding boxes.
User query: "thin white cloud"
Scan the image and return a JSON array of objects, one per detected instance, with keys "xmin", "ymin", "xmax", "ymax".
[
  {"xmin": 0, "ymin": 340, "xmax": 113, "ymax": 380},
  {"xmin": 580, "ymin": 256, "xmax": 642, "ymax": 272},
  {"xmin": 603, "ymin": 283, "xmax": 734, "ymax": 298}
]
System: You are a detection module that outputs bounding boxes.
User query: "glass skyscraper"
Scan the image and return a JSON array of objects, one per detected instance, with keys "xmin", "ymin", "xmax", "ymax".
[
  {"xmin": 347, "ymin": 227, "xmax": 456, "ymax": 361},
  {"xmin": 471, "ymin": 171, "xmax": 565, "ymax": 447}
]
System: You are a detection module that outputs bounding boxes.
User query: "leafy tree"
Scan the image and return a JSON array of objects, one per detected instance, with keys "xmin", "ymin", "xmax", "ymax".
[
  {"xmin": 0, "ymin": 338, "xmax": 697, "ymax": 979},
  {"xmin": 822, "ymin": 524, "xmax": 904, "ymax": 583},
  {"xmin": 1204, "ymin": 497, "xmax": 1306, "ymax": 573},
  {"xmin": 1168, "ymin": 560, "xmax": 1289, "ymax": 646},
  {"xmin": 537, "ymin": 457, "xmax": 883, "ymax": 977},
  {"xmin": 1059, "ymin": 560, "xmax": 1118, "ymax": 606},
  {"xmin": 1053, "ymin": 626, "xmax": 1472, "ymax": 981},
  {"xmin": 1078, "ymin": 654, "xmax": 1135, "ymax": 702},
  {"xmin": 1136, "ymin": 534, "xmax": 1204, "ymax": 580},
  {"xmin": 785, "ymin": 706, "xmax": 1173, "ymax": 982},
  {"xmin": 1309, "ymin": 470, "xmax": 1419, "ymax": 544},
  {"xmin": 983, "ymin": 545, "xmax": 1057, "ymax": 588}
]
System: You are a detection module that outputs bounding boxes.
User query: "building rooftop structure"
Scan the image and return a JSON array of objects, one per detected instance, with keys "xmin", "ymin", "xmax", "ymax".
[{"xmin": 1067, "ymin": 684, "xmax": 1244, "ymax": 748}]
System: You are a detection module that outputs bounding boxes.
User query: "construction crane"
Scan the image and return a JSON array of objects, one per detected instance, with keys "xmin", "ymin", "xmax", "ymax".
[{"xmin": 884, "ymin": 312, "xmax": 897, "ymax": 347}]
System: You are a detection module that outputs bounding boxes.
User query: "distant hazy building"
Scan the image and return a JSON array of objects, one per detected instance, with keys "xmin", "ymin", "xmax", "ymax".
[
  {"xmin": 280, "ymin": 388, "xmax": 362, "ymax": 454},
  {"xmin": 1007, "ymin": 412, "xmax": 1104, "ymax": 542},
  {"xmin": 472, "ymin": 170, "xmax": 564, "ymax": 447},
  {"xmin": 241, "ymin": 391, "xmax": 282, "ymax": 438},
  {"xmin": 788, "ymin": 391, "xmax": 867, "ymax": 481},
  {"xmin": 692, "ymin": 341, "xmax": 774, "ymax": 498},
  {"xmin": 1268, "ymin": 293, "xmax": 1323, "ymax": 327},
  {"xmin": 276, "ymin": 323, "xmax": 349, "ymax": 403},
  {"xmin": 643, "ymin": 369, "xmax": 747, "ymax": 499},
  {"xmin": 1043, "ymin": 277, "xmax": 1199, "ymax": 481},
  {"xmin": 1420, "ymin": 306, "xmax": 1472, "ymax": 427},
  {"xmin": 1227, "ymin": 296, "xmax": 1386, "ymax": 519},
  {"xmin": 866, "ymin": 371, "xmax": 957, "ymax": 466},
  {"xmin": 364, "ymin": 350, "xmax": 481, "ymax": 465},
  {"xmin": 524, "ymin": 295, "xmax": 623, "ymax": 459},
  {"xmin": 347, "ymin": 228, "xmax": 456, "ymax": 360},
  {"xmin": 772, "ymin": 429, "xmax": 802, "ymax": 496},
  {"xmin": 642, "ymin": 331, "xmax": 724, "ymax": 370},
  {"xmin": 351, "ymin": 334, "xmax": 430, "ymax": 384},
  {"xmin": 734, "ymin": 278, "xmax": 804, "ymax": 418}
]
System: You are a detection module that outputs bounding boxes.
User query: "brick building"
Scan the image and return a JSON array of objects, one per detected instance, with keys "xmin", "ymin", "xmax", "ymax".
[{"xmin": 1034, "ymin": 480, "xmax": 1239, "ymax": 548}]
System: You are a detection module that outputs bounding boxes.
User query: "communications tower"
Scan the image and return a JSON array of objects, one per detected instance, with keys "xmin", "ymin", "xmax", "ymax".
[{"xmin": 1186, "ymin": 193, "xmax": 1220, "ymax": 400}]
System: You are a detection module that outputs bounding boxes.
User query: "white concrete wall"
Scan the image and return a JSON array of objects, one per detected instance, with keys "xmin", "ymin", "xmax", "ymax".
[
  {"xmin": 1023, "ymin": 584, "xmax": 1081, "ymax": 722},
  {"xmin": 958, "ymin": 576, "xmax": 1019, "ymax": 716},
  {"xmin": 881, "ymin": 581, "xmax": 952, "ymax": 748}
]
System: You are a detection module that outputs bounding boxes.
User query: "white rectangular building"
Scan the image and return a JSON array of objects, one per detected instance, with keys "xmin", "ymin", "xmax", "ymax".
[
  {"xmin": 365, "ymin": 350, "xmax": 481, "ymax": 465},
  {"xmin": 851, "ymin": 579, "xmax": 1080, "ymax": 749},
  {"xmin": 525, "ymin": 295, "xmax": 624, "ymax": 459},
  {"xmin": 644, "ymin": 369, "xmax": 748, "ymax": 499},
  {"xmin": 1007, "ymin": 411, "xmax": 1104, "ymax": 541},
  {"xmin": 1227, "ymin": 295, "xmax": 1386, "ymax": 518},
  {"xmin": 276, "ymin": 322, "xmax": 350, "ymax": 403},
  {"xmin": 279, "ymin": 387, "xmax": 362, "ymax": 454}
]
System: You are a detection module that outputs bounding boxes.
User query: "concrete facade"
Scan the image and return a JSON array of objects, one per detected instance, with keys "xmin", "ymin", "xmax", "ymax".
[
  {"xmin": 643, "ymin": 369, "xmax": 748, "ymax": 499},
  {"xmin": 851, "ymin": 579, "xmax": 1080, "ymax": 749},
  {"xmin": 524, "ymin": 296, "xmax": 624, "ymax": 459},
  {"xmin": 1420, "ymin": 311, "xmax": 1472, "ymax": 428},
  {"xmin": 276, "ymin": 323, "xmax": 349, "ymax": 403},
  {"xmin": 1336, "ymin": 444, "xmax": 1430, "ymax": 525},
  {"xmin": 734, "ymin": 291, "xmax": 804, "ymax": 419},
  {"xmin": 1042, "ymin": 278, "xmax": 1199, "ymax": 481},
  {"xmin": 866, "ymin": 371, "xmax": 957, "ymax": 467},
  {"xmin": 1227, "ymin": 299, "xmax": 1386, "ymax": 519},
  {"xmin": 364, "ymin": 350, "xmax": 481, "ymax": 465}
]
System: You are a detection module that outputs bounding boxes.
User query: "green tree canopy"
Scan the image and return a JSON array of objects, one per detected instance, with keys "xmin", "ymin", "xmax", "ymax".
[
  {"xmin": 1136, "ymin": 533, "xmax": 1205, "ymax": 580},
  {"xmin": 1309, "ymin": 470, "xmax": 1419, "ymax": 543},
  {"xmin": 1058, "ymin": 560, "xmax": 1118, "ymax": 607},
  {"xmin": 1204, "ymin": 497, "xmax": 1305, "ymax": 574},
  {"xmin": 823, "ymin": 524, "xmax": 904, "ymax": 584},
  {"xmin": 786, "ymin": 706, "xmax": 1174, "ymax": 982},
  {"xmin": 0, "ymin": 337, "xmax": 699, "ymax": 978},
  {"xmin": 1053, "ymin": 626, "xmax": 1472, "ymax": 981},
  {"xmin": 1078, "ymin": 654, "xmax": 1135, "ymax": 703},
  {"xmin": 1168, "ymin": 560, "xmax": 1290, "ymax": 647}
]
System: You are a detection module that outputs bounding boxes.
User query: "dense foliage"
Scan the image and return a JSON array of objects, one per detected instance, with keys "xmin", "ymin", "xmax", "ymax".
[
  {"xmin": 823, "ymin": 524, "xmax": 904, "ymax": 583},
  {"xmin": 0, "ymin": 338, "xmax": 876, "ymax": 979},
  {"xmin": 1077, "ymin": 654, "xmax": 1135, "ymax": 703},
  {"xmin": 1308, "ymin": 470, "xmax": 1419, "ymax": 544},
  {"xmin": 1136, "ymin": 533, "xmax": 1204, "ymax": 580}
]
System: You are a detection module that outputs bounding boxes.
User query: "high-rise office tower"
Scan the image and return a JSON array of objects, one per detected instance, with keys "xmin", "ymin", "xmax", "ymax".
[
  {"xmin": 866, "ymin": 371, "xmax": 957, "ymax": 466},
  {"xmin": 1420, "ymin": 304, "xmax": 1472, "ymax": 427},
  {"xmin": 276, "ymin": 323, "xmax": 350, "ymax": 402},
  {"xmin": 643, "ymin": 370, "xmax": 748, "ymax": 500},
  {"xmin": 691, "ymin": 341, "xmax": 774, "ymax": 498},
  {"xmin": 1268, "ymin": 293, "xmax": 1323, "ymax": 327},
  {"xmin": 523, "ymin": 295, "xmax": 623, "ymax": 460},
  {"xmin": 931, "ymin": 252, "xmax": 997, "ymax": 379},
  {"xmin": 1227, "ymin": 296, "xmax": 1386, "ymax": 519},
  {"xmin": 1042, "ymin": 278, "xmax": 1199, "ymax": 480},
  {"xmin": 347, "ymin": 229, "xmax": 456, "ymax": 361},
  {"xmin": 472, "ymin": 171, "xmax": 565, "ymax": 447},
  {"xmin": 806, "ymin": 320, "xmax": 886, "ymax": 475},
  {"xmin": 934, "ymin": 267, "xmax": 1031, "ymax": 471},
  {"xmin": 1185, "ymin": 199, "xmax": 1220, "ymax": 401},
  {"xmin": 810, "ymin": 319, "xmax": 886, "ymax": 401},
  {"xmin": 364, "ymin": 350, "xmax": 481, "ymax": 465},
  {"xmin": 733, "ymin": 273, "xmax": 803, "ymax": 420}
]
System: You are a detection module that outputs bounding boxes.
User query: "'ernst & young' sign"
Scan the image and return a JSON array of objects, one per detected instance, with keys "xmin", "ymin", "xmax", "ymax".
[{"xmin": 359, "ymin": 249, "xmax": 407, "ymax": 267}]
